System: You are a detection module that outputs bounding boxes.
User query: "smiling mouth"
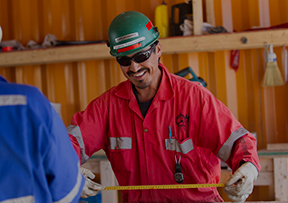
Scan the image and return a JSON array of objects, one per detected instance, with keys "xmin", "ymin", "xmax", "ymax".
[
  {"xmin": 129, "ymin": 69, "xmax": 148, "ymax": 79},
  {"xmin": 133, "ymin": 71, "xmax": 146, "ymax": 77}
]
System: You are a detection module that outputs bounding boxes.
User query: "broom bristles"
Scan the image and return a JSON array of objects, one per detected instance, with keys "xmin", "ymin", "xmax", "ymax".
[{"xmin": 262, "ymin": 61, "xmax": 285, "ymax": 87}]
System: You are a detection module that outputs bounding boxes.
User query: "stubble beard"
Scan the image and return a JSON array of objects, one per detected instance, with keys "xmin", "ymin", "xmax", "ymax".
[{"xmin": 134, "ymin": 80, "xmax": 152, "ymax": 89}]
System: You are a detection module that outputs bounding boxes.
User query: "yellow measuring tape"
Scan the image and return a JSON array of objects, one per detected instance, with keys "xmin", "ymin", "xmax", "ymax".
[{"xmin": 104, "ymin": 183, "xmax": 225, "ymax": 190}]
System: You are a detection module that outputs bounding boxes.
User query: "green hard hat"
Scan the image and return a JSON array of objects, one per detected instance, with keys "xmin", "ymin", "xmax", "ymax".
[{"xmin": 108, "ymin": 11, "xmax": 160, "ymax": 57}]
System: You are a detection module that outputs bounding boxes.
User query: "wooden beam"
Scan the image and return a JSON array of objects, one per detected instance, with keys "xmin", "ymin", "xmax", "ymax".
[
  {"xmin": 1, "ymin": 29, "xmax": 288, "ymax": 67},
  {"xmin": 0, "ymin": 43, "xmax": 113, "ymax": 67},
  {"xmin": 160, "ymin": 29, "xmax": 288, "ymax": 54},
  {"xmin": 258, "ymin": 148, "xmax": 288, "ymax": 156},
  {"xmin": 267, "ymin": 143, "xmax": 288, "ymax": 150}
]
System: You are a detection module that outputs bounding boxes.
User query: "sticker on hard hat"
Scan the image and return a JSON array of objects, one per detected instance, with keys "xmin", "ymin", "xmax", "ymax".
[
  {"xmin": 146, "ymin": 21, "xmax": 153, "ymax": 31},
  {"xmin": 115, "ymin": 32, "xmax": 139, "ymax": 43},
  {"xmin": 117, "ymin": 43, "xmax": 142, "ymax": 53},
  {"xmin": 113, "ymin": 37, "xmax": 146, "ymax": 50}
]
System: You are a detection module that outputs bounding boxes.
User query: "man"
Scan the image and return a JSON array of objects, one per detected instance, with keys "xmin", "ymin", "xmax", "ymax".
[
  {"xmin": 0, "ymin": 26, "xmax": 85, "ymax": 203},
  {"xmin": 68, "ymin": 11, "xmax": 261, "ymax": 202}
]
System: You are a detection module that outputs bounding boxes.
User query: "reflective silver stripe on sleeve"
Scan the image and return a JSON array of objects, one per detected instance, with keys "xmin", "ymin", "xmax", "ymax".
[
  {"xmin": 217, "ymin": 127, "xmax": 249, "ymax": 162},
  {"xmin": 0, "ymin": 195, "xmax": 34, "ymax": 203},
  {"xmin": 0, "ymin": 95, "xmax": 27, "ymax": 106},
  {"xmin": 165, "ymin": 138, "xmax": 193, "ymax": 154},
  {"xmin": 54, "ymin": 162, "xmax": 83, "ymax": 203},
  {"xmin": 67, "ymin": 125, "xmax": 89, "ymax": 164},
  {"xmin": 109, "ymin": 137, "xmax": 132, "ymax": 149}
]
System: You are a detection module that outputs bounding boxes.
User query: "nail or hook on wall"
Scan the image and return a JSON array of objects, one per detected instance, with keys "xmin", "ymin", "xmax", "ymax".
[{"xmin": 241, "ymin": 37, "xmax": 248, "ymax": 44}]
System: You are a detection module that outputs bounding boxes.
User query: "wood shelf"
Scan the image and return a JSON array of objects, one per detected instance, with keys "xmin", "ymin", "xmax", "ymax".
[{"xmin": 0, "ymin": 29, "xmax": 288, "ymax": 67}]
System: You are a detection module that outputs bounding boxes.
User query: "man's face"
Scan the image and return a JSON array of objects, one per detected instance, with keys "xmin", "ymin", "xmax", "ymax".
[{"xmin": 118, "ymin": 42, "xmax": 162, "ymax": 89}]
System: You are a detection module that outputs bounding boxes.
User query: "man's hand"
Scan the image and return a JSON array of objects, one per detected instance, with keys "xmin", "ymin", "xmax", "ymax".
[
  {"xmin": 224, "ymin": 162, "xmax": 258, "ymax": 203},
  {"xmin": 80, "ymin": 167, "xmax": 105, "ymax": 198}
]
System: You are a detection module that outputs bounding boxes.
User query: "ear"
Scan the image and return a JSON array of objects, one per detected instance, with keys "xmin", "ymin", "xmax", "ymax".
[{"xmin": 156, "ymin": 42, "xmax": 162, "ymax": 58}]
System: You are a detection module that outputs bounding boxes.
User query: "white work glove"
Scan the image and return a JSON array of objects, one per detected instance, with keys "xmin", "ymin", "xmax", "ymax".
[
  {"xmin": 224, "ymin": 162, "xmax": 258, "ymax": 203},
  {"xmin": 80, "ymin": 167, "xmax": 105, "ymax": 198}
]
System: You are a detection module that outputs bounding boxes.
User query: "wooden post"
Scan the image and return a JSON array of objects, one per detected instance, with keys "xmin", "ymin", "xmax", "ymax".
[
  {"xmin": 192, "ymin": 0, "xmax": 203, "ymax": 35},
  {"xmin": 205, "ymin": 0, "xmax": 215, "ymax": 26},
  {"xmin": 100, "ymin": 160, "xmax": 118, "ymax": 203},
  {"xmin": 274, "ymin": 157, "xmax": 288, "ymax": 201}
]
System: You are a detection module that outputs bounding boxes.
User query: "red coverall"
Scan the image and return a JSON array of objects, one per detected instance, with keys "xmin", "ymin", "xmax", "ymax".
[{"xmin": 68, "ymin": 63, "xmax": 261, "ymax": 203}]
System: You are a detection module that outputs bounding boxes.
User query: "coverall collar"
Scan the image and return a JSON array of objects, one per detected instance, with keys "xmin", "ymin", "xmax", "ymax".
[{"xmin": 115, "ymin": 63, "xmax": 174, "ymax": 101}]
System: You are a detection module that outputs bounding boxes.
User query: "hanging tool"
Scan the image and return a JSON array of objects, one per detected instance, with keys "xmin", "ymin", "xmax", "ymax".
[
  {"xmin": 174, "ymin": 154, "xmax": 184, "ymax": 183},
  {"xmin": 171, "ymin": 1, "xmax": 193, "ymax": 36},
  {"xmin": 262, "ymin": 44, "xmax": 285, "ymax": 87},
  {"xmin": 174, "ymin": 67, "xmax": 207, "ymax": 87}
]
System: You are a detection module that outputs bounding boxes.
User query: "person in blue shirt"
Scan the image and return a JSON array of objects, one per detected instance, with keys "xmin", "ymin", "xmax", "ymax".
[
  {"xmin": 0, "ymin": 26, "xmax": 85, "ymax": 203},
  {"xmin": 0, "ymin": 74, "xmax": 85, "ymax": 202}
]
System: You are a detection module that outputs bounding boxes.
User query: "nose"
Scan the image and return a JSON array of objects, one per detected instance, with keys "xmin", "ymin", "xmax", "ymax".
[{"xmin": 129, "ymin": 60, "xmax": 142, "ymax": 72}]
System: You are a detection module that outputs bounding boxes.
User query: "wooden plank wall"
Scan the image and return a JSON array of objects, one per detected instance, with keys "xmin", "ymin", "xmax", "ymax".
[{"xmin": 0, "ymin": 0, "xmax": 288, "ymax": 201}]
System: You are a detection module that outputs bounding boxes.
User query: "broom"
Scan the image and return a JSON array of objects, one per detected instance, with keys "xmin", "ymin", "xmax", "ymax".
[{"xmin": 262, "ymin": 44, "xmax": 285, "ymax": 87}]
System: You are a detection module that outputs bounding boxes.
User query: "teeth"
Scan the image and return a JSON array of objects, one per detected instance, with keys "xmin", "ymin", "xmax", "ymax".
[{"xmin": 133, "ymin": 71, "xmax": 145, "ymax": 77}]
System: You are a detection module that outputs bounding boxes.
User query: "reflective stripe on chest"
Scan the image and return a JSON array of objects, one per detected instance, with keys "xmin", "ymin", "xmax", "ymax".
[
  {"xmin": 108, "ymin": 137, "xmax": 193, "ymax": 154},
  {"xmin": 165, "ymin": 138, "xmax": 193, "ymax": 154},
  {"xmin": 109, "ymin": 137, "xmax": 132, "ymax": 149}
]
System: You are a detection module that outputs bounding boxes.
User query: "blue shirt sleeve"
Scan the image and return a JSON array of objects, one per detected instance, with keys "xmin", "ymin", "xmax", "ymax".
[{"xmin": 28, "ymin": 89, "xmax": 85, "ymax": 202}]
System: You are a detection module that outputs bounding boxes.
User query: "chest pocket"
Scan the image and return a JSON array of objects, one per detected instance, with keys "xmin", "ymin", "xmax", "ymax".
[
  {"xmin": 109, "ymin": 137, "xmax": 132, "ymax": 150},
  {"xmin": 165, "ymin": 138, "xmax": 193, "ymax": 154},
  {"xmin": 108, "ymin": 137, "xmax": 132, "ymax": 174}
]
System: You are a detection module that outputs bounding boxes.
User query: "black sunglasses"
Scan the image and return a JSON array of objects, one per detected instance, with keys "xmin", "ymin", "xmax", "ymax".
[{"xmin": 116, "ymin": 41, "xmax": 159, "ymax": 66}]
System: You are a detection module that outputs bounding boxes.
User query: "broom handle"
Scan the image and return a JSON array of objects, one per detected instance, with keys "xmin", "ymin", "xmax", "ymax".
[{"xmin": 270, "ymin": 44, "xmax": 273, "ymax": 53}]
